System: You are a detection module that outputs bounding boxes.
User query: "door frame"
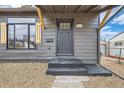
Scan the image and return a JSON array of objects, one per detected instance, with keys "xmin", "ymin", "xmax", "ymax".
[{"xmin": 56, "ymin": 18, "xmax": 74, "ymax": 56}]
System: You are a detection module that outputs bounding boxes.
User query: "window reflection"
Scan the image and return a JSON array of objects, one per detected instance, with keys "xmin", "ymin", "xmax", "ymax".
[
  {"xmin": 8, "ymin": 24, "xmax": 36, "ymax": 49},
  {"xmin": 59, "ymin": 22, "xmax": 71, "ymax": 30},
  {"xmin": 8, "ymin": 25, "xmax": 14, "ymax": 48},
  {"xmin": 30, "ymin": 25, "xmax": 36, "ymax": 48},
  {"xmin": 15, "ymin": 25, "xmax": 28, "ymax": 48}
]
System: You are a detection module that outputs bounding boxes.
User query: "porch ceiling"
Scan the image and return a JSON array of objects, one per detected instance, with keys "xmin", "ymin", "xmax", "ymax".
[
  {"xmin": 0, "ymin": 5, "xmax": 118, "ymax": 15},
  {"xmin": 36, "ymin": 5, "xmax": 118, "ymax": 14}
]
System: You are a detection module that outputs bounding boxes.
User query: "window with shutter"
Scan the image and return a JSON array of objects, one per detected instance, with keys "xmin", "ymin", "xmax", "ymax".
[{"xmin": 7, "ymin": 18, "xmax": 38, "ymax": 49}]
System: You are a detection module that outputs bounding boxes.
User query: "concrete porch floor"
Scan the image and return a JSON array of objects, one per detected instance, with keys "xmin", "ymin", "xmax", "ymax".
[{"xmin": 46, "ymin": 58, "xmax": 112, "ymax": 76}]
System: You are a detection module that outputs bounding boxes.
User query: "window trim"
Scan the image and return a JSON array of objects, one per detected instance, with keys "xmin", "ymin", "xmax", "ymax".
[
  {"xmin": 114, "ymin": 41, "xmax": 123, "ymax": 47},
  {"xmin": 7, "ymin": 23, "xmax": 36, "ymax": 49}
]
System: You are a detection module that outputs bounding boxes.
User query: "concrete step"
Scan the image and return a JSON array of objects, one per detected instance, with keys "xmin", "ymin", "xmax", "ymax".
[
  {"xmin": 47, "ymin": 58, "xmax": 88, "ymax": 75},
  {"xmin": 49, "ymin": 58, "xmax": 82, "ymax": 64},
  {"xmin": 48, "ymin": 58, "xmax": 85, "ymax": 68},
  {"xmin": 48, "ymin": 63, "xmax": 84, "ymax": 68},
  {"xmin": 46, "ymin": 67, "xmax": 87, "ymax": 75}
]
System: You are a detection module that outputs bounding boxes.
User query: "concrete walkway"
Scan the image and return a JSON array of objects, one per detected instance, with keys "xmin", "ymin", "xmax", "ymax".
[{"xmin": 52, "ymin": 76, "xmax": 89, "ymax": 88}]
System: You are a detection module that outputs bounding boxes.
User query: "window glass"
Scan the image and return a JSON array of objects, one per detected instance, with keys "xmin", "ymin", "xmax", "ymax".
[
  {"xmin": 119, "ymin": 42, "xmax": 123, "ymax": 46},
  {"xmin": 30, "ymin": 25, "xmax": 36, "ymax": 48},
  {"xmin": 59, "ymin": 22, "xmax": 71, "ymax": 30},
  {"xmin": 66, "ymin": 23, "xmax": 71, "ymax": 29},
  {"xmin": 8, "ymin": 25, "xmax": 14, "ymax": 48},
  {"xmin": 60, "ymin": 23, "xmax": 64, "ymax": 29},
  {"xmin": 63, "ymin": 23, "xmax": 67, "ymax": 29},
  {"xmin": 114, "ymin": 42, "xmax": 123, "ymax": 46},
  {"xmin": 15, "ymin": 25, "xmax": 28, "ymax": 48},
  {"xmin": 114, "ymin": 42, "xmax": 118, "ymax": 46}
]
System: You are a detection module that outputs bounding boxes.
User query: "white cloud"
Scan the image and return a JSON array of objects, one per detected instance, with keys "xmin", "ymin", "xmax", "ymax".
[
  {"xmin": 100, "ymin": 29, "xmax": 120, "ymax": 41},
  {"xmin": 101, "ymin": 26, "xmax": 111, "ymax": 31},
  {"xmin": 112, "ymin": 13, "xmax": 124, "ymax": 25},
  {"xmin": 101, "ymin": 30, "xmax": 118, "ymax": 37},
  {"xmin": 100, "ymin": 6, "xmax": 124, "ymax": 41}
]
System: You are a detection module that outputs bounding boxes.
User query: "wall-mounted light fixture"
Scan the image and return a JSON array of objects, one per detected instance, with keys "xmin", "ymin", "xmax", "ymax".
[
  {"xmin": 76, "ymin": 23, "xmax": 83, "ymax": 28},
  {"xmin": 50, "ymin": 19, "xmax": 54, "ymax": 23}
]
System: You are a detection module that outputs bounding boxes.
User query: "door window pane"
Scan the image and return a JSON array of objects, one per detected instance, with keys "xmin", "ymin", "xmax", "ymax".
[
  {"xmin": 30, "ymin": 25, "xmax": 36, "ymax": 48},
  {"xmin": 59, "ymin": 22, "xmax": 71, "ymax": 30},
  {"xmin": 8, "ymin": 25, "xmax": 14, "ymax": 48},
  {"xmin": 15, "ymin": 25, "xmax": 28, "ymax": 48},
  {"xmin": 66, "ymin": 23, "xmax": 71, "ymax": 29},
  {"xmin": 60, "ymin": 23, "xmax": 64, "ymax": 29}
]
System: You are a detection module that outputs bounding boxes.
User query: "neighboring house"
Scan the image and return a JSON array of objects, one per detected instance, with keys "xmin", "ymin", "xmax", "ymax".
[
  {"xmin": 100, "ymin": 39, "xmax": 109, "ymax": 56},
  {"xmin": 109, "ymin": 32, "xmax": 124, "ymax": 58},
  {"xmin": 0, "ymin": 5, "xmax": 117, "ymax": 75}
]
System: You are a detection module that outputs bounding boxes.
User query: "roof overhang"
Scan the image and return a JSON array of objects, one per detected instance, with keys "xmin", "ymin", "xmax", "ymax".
[{"xmin": 0, "ymin": 8, "xmax": 37, "ymax": 16}]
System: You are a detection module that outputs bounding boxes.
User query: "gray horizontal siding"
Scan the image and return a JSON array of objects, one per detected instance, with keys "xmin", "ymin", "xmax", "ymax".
[
  {"xmin": 74, "ymin": 40, "xmax": 97, "ymax": 44},
  {"xmin": 75, "ymin": 46, "xmax": 97, "ymax": 50},
  {"xmin": 74, "ymin": 14, "xmax": 98, "ymax": 64},
  {"xmin": 36, "ymin": 16, "xmax": 56, "ymax": 56},
  {"xmin": 74, "ymin": 30, "xmax": 97, "ymax": 34},
  {"xmin": 0, "ymin": 44, "xmax": 6, "ymax": 50},
  {"xmin": 74, "ymin": 28, "xmax": 97, "ymax": 32},
  {"xmin": 0, "ymin": 13, "xmax": 98, "ymax": 64}
]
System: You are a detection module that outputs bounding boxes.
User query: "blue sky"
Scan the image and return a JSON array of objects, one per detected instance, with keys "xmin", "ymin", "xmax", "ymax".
[{"xmin": 100, "ymin": 6, "xmax": 124, "ymax": 41}]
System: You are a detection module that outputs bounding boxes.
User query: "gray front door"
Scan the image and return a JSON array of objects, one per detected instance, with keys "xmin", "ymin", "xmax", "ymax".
[{"xmin": 56, "ymin": 19, "xmax": 73, "ymax": 56}]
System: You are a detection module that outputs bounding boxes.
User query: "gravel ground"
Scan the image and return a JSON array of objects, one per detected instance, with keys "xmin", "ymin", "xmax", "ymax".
[
  {"xmin": 83, "ymin": 74, "xmax": 124, "ymax": 88},
  {"xmin": 101, "ymin": 56, "xmax": 124, "ymax": 78},
  {"xmin": 0, "ymin": 61, "xmax": 54, "ymax": 88},
  {"xmin": 83, "ymin": 56, "xmax": 124, "ymax": 88},
  {"xmin": 0, "ymin": 57, "xmax": 124, "ymax": 88}
]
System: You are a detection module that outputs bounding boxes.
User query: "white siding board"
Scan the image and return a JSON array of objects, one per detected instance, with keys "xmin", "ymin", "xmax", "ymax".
[{"xmin": 110, "ymin": 33, "xmax": 124, "ymax": 42}]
